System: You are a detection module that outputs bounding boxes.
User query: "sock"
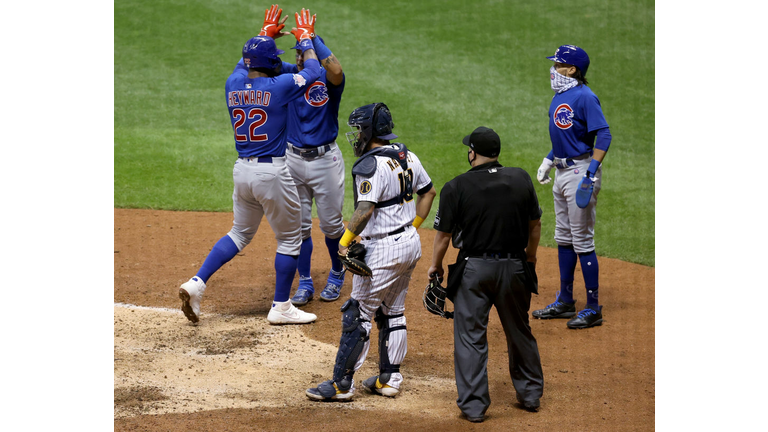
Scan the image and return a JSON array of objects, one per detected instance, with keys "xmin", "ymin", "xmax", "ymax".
[
  {"xmin": 274, "ymin": 253, "xmax": 299, "ymax": 302},
  {"xmin": 197, "ymin": 235, "xmax": 240, "ymax": 283},
  {"xmin": 558, "ymin": 245, "xmax": 578, "ymax": 303},
  {"xmin": 298, "ymin": 237, "xmax": 313, "ymax": 278},
  {"xmin": 578, "ymin": 251, "xmax": 600, "ymax": 307},
  {"xmin": 325, "ymin": 235, "xmax": 343, "ymax": 272}
]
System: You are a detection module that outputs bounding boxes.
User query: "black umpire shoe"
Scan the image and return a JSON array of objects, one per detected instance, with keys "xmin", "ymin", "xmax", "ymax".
[
  {"xmin": 532, "ymin": 298, "xmax": 576, "ymax": 319},
  {"xmin": 462, "ymin": 413, "xmax": 484, "ymax": 423},
  {"xmin": 567, "ymin": 305, "xmax": 603, "ymax": 329},
  {"xmin": 516, "ymin": 393, "xmax": 540, "ymax": 412}
]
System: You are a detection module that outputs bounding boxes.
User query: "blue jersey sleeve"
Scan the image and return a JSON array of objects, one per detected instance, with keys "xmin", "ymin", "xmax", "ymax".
[
  {"xmin": 232, "ymin": 58, "xmax": 248, "ymax": 76},
  {"xmin": 583, "ymin": 92, "xmax": 609, "ymax": 133},
  {"xmin": 270, "ymin": 58, "xmax": 323, "ymax": 105},
  {"xmin": 281, "ymin": 61, "xmax": 299, "ymax": 74}
]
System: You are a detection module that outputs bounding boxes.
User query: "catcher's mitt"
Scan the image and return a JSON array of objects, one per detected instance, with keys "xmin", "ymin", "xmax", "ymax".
[
  {"xmin": 422, "ymin": 274, "xmax": 453, "ymax": 319},
  {"xmin": 338, "ymin": 241, "xmax": 372, "ymax": 277}
]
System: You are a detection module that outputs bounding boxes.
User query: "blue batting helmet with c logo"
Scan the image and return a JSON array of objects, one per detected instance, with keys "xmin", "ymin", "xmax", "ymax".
[
  {"xmin": 242, "ymin": 36, "xmax": 284, "ymax": 71},
  {"xmin": 547, "ymin": 45, "xmax": 590, "ymax": 76}
]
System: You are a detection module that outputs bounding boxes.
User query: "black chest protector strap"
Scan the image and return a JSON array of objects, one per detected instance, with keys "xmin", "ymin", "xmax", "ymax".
[{"xmin": 351, "ymin": 143, "xmax": 410, "ymax": 209}]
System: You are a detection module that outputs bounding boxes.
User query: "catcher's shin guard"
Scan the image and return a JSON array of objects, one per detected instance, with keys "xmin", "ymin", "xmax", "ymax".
[
  {"xmin": 332, "ymin": 298, "xmax": 369, "ymax": 390},
  {"xmin": 374, "ymin": 307, "xmax": 407, "ymax": 385}
]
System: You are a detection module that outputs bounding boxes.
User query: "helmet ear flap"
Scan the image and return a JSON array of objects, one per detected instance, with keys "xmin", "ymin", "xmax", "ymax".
[{"xmin": 371, "ymin": 103, "xmax": 397, "ymax": 141}]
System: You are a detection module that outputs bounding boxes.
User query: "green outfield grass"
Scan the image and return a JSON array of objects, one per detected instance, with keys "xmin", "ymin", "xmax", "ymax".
[{"xmin": 115, "ymin": 0, "xmax": 655, "ymax": 266}]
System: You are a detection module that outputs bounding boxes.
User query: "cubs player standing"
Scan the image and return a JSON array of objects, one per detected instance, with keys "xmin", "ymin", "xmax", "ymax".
[
  {"xmin": 305, "ymin": 103, "xmax": 437, "ymax": 401},
  {"xmin": 533, "ymin": 45, "xmax": 613, "ymax": 329},
  {"xmin": 280, "ymin": 34, "xmax": 347, "ymax": 306},
  {"xmin": 177, "ymin": 7, "xmax": 322, "ymax": 325}
]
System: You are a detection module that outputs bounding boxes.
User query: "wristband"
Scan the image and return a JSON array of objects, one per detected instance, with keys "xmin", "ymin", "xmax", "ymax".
[
  {"xmin": 587, "ymin": 159, "xmax": 601, "ymax": 176},
  {"xmin": 413, "ymin": 215, "xmax": 425, "ymax": 229},
  {"xmin": 298, "ymin": 38, "xmax": 315, "ymax": 53},
  {"xmin": 339, "ymin": 229, "xmax": 356, "ymax": 248},
  {"xmin": 312, "ymin": 35, "xmax": 333, "ymax": 60}
]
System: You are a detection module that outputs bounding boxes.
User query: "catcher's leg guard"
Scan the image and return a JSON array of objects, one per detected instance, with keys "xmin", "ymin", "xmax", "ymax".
[
  {"xmin": 374, "ymin": 307, "xmax": 407, "ymax": 385},
  {"xmin": 332, "ymin": 298, "xmax": 370, "ymax": 391}
]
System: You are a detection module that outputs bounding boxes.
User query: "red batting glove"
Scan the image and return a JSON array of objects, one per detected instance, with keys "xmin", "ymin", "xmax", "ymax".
[
  {"xmin": 258, "ymin": 4, "xmax": 286, "ymax": 38},
  {"xmin": 290, "ymin": 8, "xmax": 316, "ymax": 42}
]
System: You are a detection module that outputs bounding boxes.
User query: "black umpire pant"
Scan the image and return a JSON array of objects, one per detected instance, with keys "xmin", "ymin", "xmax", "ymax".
[{"xmin": 453, "ymin": 256, "xmax": 544, "ymax": 418}]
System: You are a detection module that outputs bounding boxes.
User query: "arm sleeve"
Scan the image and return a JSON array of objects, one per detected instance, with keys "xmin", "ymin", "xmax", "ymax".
[
  {"xmin": 546, "ymin": 150, "xmax": 554, "ymax": 160},
  {"xmin": 312, "ymin": 35, "xmax": 333, "ymax": 60},
  {"xmin": 594, "ymin": 127, "xmax": 612, "ymax": 152}
]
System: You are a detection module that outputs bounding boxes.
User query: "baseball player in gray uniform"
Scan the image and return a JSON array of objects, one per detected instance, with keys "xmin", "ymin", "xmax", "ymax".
[
  {"xmin": 282, "ymin": 33, "xmax": 347, "ymax": 306},
  {"xmin": 305, "ymin": 103, "xmax": 437, "ymax": 401}
]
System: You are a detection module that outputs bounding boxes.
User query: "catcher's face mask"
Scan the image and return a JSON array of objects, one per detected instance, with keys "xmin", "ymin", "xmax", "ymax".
[{"xmin": 346, "ymin": 124, "xmax": 367, "ymax": 157}]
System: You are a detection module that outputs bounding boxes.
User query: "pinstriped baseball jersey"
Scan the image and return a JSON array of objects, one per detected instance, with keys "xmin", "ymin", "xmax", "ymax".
[{"xmin": 354, "ymin": 145, "xmax": 432, "ymax": 237}]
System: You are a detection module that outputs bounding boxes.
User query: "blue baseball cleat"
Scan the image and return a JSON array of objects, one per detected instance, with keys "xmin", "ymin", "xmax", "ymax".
[
  {"xmin": 320, "ymin": 269, "xmax": 345, "ymax": 302},
  {"xmin": 291, "ymin": 277, "xmax": 314, "ymax": 306}
]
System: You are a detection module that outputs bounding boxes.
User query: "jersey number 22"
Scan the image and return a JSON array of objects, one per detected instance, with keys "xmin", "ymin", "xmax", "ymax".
[{"xmin": 232, "ymin": 108, "xmax": 268, "ymax": 143}]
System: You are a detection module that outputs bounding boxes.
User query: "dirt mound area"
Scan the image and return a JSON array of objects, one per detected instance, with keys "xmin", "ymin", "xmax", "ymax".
[{"xmin": 114, "ymin": 209, "xmax": 654, "ymax": 430}]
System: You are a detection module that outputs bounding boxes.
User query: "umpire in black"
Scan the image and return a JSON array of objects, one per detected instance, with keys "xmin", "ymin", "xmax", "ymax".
[{"xmin": 427, "ymin": 126, "xmax": 544, "ymax": 423}]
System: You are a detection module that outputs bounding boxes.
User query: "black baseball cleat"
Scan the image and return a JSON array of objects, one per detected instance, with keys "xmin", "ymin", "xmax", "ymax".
[
  {"xmin": 567, "ymin": 305, "xmax": 603, "ymax": 329},
  {"xmin": 532, "ymin": 298, "xmax": 576, "ymax": 319}
]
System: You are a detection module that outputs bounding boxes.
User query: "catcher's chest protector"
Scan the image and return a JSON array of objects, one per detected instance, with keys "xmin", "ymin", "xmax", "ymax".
[{"xmin": 351, "ymin": 143, "xmax": 410, "ymax": 209}]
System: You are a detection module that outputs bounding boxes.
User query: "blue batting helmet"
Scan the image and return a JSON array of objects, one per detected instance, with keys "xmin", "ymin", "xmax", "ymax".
[
  {"xmin": 547, "ymin": 45, "xmax": 590, "ymax": 76},
  {"xmin": 242, "ymin": 36, "xmax": 284, "ymax": 70}
]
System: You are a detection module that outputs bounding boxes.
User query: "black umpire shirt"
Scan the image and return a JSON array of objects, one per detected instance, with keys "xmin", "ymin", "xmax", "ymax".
[{"xmin": 433, "ymin": 161, "xmax": 542, "ymax": 255}]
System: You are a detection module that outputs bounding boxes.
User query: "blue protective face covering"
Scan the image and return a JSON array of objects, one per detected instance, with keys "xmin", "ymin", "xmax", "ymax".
[{"xmin": 550, "ymin": 66, "xmax": 579, "ymax": 93}]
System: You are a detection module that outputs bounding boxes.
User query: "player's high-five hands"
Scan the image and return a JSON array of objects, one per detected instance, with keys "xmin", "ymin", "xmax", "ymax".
[
  {"xmin": 258, "ymin": 4, "xmax": 290, "ymax": 39},
  {"xmin": 291, "ymin": 8, "xmax": 316, "ymax": 42}
]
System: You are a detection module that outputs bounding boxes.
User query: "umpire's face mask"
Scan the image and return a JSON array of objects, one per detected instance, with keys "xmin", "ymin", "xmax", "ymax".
[{"xmin": 467, "ymin": 149, "xmax": 476, "ymax": 167}]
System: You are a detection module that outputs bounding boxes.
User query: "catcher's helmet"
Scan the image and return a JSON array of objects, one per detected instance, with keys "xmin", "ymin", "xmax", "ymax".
[
  {"xmin": 242, "ymin": 36, "xmax": 284, "ymax": 72},
  {"xmin": 345, "ymin": 103, "xmax": 398, "ymax": 157},
  {"xmin": 547, "ymin": 45, "xmax": 590, "ymax": 76}
]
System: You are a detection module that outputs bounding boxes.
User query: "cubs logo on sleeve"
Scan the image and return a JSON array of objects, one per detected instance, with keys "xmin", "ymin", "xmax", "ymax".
[
  {"xmin": 305, "ymin": 82, "xmax": 329, "ymax": 107},
  {"xmin": 553, "ymin": 103, "xmax": 574, "ymax": 130}
]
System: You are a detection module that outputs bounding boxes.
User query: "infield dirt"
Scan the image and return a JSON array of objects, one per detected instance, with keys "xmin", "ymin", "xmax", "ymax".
[{"xmin": 114, "ymin": 209, "xmax": 654, "ymax": 431}]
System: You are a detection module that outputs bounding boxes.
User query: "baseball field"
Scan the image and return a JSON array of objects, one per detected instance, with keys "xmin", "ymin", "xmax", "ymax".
[{"xmin": 115, "ymin": 0, "xmax": 655, "ymax": 430}]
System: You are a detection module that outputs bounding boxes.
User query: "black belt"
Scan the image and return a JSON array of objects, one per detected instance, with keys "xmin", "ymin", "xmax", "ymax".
[
  {"xmin": 554, "ymin": 152, "xmax": 590, "ymax": 169},
  {"xmin": 290, "ymin": 144, "xmax": 332, "ymax": 159},
  {"xmin": 238, "ymin": 156, "xmax": 273, "ymax": 163},
  {"xmin": 467, "ymin": 252, "xmax": 517, "ymax": 260},
  {"xmin": 363, "ymin": 225, "xmax": 407, "ymax": 241}
]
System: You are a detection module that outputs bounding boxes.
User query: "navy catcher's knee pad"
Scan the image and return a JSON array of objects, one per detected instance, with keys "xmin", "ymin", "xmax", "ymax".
[
  {"xmin": 374, "ymin": 307, "xmax": 407, "ymax": 385},
  {"xmin": 332, "ymin": 298, "xmax": 369, "ymax": 389}
]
